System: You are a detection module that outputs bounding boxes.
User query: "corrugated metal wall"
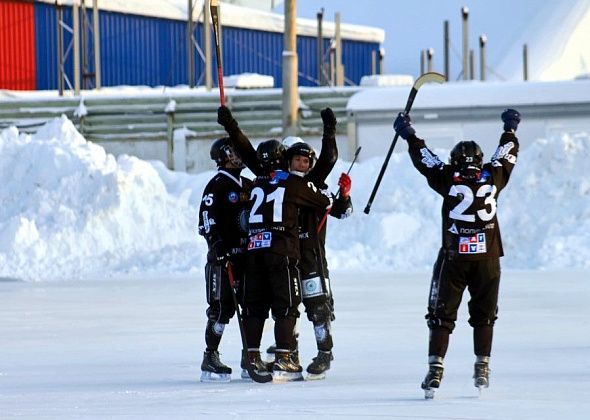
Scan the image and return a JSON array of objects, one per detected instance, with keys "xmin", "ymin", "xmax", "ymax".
[
  {"xmin": 0, "ymin": 0, "xmax": 36, "ymax": 90},
  {"xmin": 30, "ymin": 1, "xmax": 379, "ymax": 90},
  {"xmin": 34, "ymin": 2, "xmax": 205, "ymax": 89},
  {"xmin": 222, "ymin": 27, "xmax": 380, "ymax": 87}
]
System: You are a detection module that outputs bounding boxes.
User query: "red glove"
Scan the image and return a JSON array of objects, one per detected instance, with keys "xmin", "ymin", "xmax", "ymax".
[{"xmin": 338, "ymin": 172, "xmax": 351, "ymax": 198}]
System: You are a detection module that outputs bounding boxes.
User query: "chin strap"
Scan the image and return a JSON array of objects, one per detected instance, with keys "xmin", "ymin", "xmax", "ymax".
[{"xmin": 289, "ymin": 170, "xmax": 307, "ymax": 178}]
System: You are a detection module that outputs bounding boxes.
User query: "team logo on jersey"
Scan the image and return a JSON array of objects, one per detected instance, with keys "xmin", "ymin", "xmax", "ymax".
[
  {"xmin": 458, "ymin": 233, "xmax": 487, "ymax": 254},
  {"xmin": 247, "ymin": 232, "xmax": 272, "ymax": 250},
  {"xmin": 476, "ymin": 170, "xmax": 491, "ymax": 183},
  {"xmin": 228, "ymin": 191, "xmax": 239, "ymax": 203},
  {"xmin": 269, "ymin": 170, "xmax": 289, "ymax": 185}
]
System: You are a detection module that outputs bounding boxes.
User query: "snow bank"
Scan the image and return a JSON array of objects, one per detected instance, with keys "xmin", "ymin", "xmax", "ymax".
[
  {"xmin": 0, "ymin": 117, "xmax": 207, "ymax": 281},
  {"xmin": 1, "ymin": 117, "xmax": 588, "ymax": 280}
]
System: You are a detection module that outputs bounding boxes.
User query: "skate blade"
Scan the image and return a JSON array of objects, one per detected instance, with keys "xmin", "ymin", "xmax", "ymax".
[
  {"xmin": 424, "ymin": 388, "xmax": 436, "ymax": 399},
  {"xmin": 306, "ymin": 372, "xmax": 326, "ymax": 381},
  {"xmin": 272, "ymin": 370, "xmax": 304, "ymax": 382},
  {"xmin": 200, "ymin": 371, "xmax": 231, "ymax": 382},
  {"xmin": 241, "ymin": 369, "xmax": 272, "ymax": 381}
]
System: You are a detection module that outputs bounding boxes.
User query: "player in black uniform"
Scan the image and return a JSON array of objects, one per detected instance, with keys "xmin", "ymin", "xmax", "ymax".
[
  {"xmin": 393, "ymin": 108, "xmax": 520, "ymax": 397},
  {"xmin": 197, "ymin": 137, "xmax": 252, "ymax": 382},
  {"xmin": 217, "ymin": 106, "xmax": 351, "ymax": 378},
  {"xmin": 280, "ymin": 138, "xmax": 353, "ymax": 379},
  {"xmin": 240, "ymin": 139, "xmax": 332, "ymax": 381}
]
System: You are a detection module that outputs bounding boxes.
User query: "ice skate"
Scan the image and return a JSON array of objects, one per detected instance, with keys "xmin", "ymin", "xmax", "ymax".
[
  {"xmin": 306, "ymin": 350, "xmax": 333, "ymax": 380},
  {"xmin": 272, "ymin": 351, "xmax": 304, "ymax": 382},
  {"xmin": 240, "ymin": 350, "xmax": 272, "ymax": 380},
  {"xmin": 421, "ymin": 363, "xmax": 444, "ymax": 399},
  {"xmin": 200, "ymin": 350, "xmax": 232, "ymax": 382},
  {"xmin": 474, "ymin": 358, "xmax": 490, "ymax": 391},
  {"xmin": 266, "ymin": 332, "xmax": 299, "ymax": 355}
]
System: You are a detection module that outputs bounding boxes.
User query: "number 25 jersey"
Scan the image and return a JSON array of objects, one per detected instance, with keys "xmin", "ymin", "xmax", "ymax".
[{"xmin": 407, "ymin": 132, "xmax": 519, "ymax": 261}]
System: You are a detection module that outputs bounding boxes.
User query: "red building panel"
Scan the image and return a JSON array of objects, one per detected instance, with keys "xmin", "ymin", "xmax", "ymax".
[{"xmin": 0, "ymin": 0, "xmax": 36, "ymax": 90}]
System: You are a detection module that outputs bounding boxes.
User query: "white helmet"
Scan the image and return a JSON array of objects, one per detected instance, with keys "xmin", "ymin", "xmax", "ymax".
[{"xmin": 282, "ymin": 136, "xmax": 304, "ymax": 149}]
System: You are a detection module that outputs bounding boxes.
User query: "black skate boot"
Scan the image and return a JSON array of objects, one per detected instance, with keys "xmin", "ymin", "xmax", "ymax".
[
  {"xmin": 473, "ymin": 356, "xmax": 490, "ymax": 390},
  {"xmin": 306, "ymin": 350, "xmax": 333, "ymax": 380},
  {"xmin": 240, "ymin": 350, "xmax": 271, "ymax": 380},
  {"xmin": 272, "ymin": 351, "xmax": 304, "ymax": 382},
  {"xmin": 200, "ymin": 350, "xmax": 232, "ymax": 382},
  {"xmin": 266, "ymin": 332, "xmax": 299, "ymax": 355},
  {"xmin": 421, "ymin": 356, "xmax": 444, "ymax": 399}
]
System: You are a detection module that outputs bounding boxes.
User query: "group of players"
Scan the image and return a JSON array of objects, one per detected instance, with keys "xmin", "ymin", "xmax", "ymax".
[
  {"xmin": 197, "ymin": 101, "xmax": 522, "ymax": 395},
  {"xmin": 198, "ymin": 105, "xmax": 352, "ymax": 382}
]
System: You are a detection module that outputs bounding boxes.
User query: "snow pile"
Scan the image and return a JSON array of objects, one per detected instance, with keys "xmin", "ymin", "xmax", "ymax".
[
  {"xmin": 0, "ymin": 116, "xmax": 207, "ymax": 281},
  {"xmin": 224, "ymin": 73, "xmax": 275, "ymax": 89},
  {"xmin": 325, "ymin": 132, "xmax": 590, "ymax": 271},
  {"xmin": 1, "ymin": 117, "xmax": 588, "ymax": 280}
]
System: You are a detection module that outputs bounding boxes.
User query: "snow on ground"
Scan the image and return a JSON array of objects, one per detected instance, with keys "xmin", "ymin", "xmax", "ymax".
[
  {"xmin": 1, "ymin": 270, "xmax": 589, "ymax": 419},
  {"xmin": 1, "ymin": 112, "xmax": 589, "ymax": 418},
  {"xmin": 1, "ymin": 116, "xmax": 589, "ymax": 281}
]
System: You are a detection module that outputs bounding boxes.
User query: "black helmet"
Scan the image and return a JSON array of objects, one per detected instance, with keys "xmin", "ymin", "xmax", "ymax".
[
  {"xmin": 285, "ymin": 141, "xmax": 316, "ymax": 169},
  {"xmin": 450, "ymin": 140, "xmax": 483, "ymax": 179},
  {"xmin": 256, "ymin": 139, "xmax": 287, "ymax": 172},
  {"xmin": 210, "ymin": 137, "xmax": 243, "ymax": 168}
]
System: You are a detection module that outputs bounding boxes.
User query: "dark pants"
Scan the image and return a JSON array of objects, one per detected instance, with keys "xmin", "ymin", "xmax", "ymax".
[
  {"xmin": 243, "ymin": 252, "xmax": 301, "ymax": 351},
  {"xmin": 426, "ymin": 248, "xmax": 501, "ymax": 357},
  {"xmin": 203, "ymin": 257, "xmax": 245, "ymax": 351}
]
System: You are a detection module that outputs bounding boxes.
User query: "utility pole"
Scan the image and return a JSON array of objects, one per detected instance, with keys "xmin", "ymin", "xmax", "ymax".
[
  {"xmin": 282, "ymin": 0, "xmax": 298, "ymax": 136},
  {"xmin": 187, "ymin": 0, "xmax": 195, "ymax": 88},
  {"xmin": 316, "ymin": 8, "xmax": 324, "ymax": 85},
  {"xmin": 462, "ymin": 6, "xmax": 469, "ymax": 81},
  {"xmin": 334, "ymin": 12, "xmax": 343, "ymax": 86},
  {"xmin": 73, "ymin": 0, "xmax": 80, "ymax": 95},
  {"xmin": 443, "ymin": 20, "xmax": 449, "ymax": 81},
  {"xmin": 523, "ymin": 44, "xmax": 529, "ymax": 81},
  {"xmin": 93, "ymin": 0, "xmax": 101, "ymax": 89},
  {"xmin": 427, "ymin": 48, "xmax": 434, "ymax": 73},
  {"xmin": 204, "ymin": 0, "xmax": 212, "ymax": 90},
  {"xmin": 479, "ymin": 34, "xmax": 487, "ymax": 81}
]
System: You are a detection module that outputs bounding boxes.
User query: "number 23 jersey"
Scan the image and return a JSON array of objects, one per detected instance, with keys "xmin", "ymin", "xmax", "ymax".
[{"xmin": 407, "ymin": 132, "xmax": 519, "ymax": 261}]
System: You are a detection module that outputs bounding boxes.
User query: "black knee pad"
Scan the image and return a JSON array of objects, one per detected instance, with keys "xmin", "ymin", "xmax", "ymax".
[{"xmin": 306, "ymin": 301, "xmax": 331, "ymax": 324}]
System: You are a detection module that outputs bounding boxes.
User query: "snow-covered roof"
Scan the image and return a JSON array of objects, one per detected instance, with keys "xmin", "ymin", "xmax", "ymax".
[
  {"xmin": 40, "ymin": 0, "xmax": 384, "ymax": 43},
  {"xmin": 348, "ymin": 79, "xmax": 590, "ymax": 112}
]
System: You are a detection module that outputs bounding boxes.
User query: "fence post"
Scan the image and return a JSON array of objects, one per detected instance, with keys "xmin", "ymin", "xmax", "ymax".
[{"xmin": 165, "ymin": 100, "xmax": 176, "ymax": 170}]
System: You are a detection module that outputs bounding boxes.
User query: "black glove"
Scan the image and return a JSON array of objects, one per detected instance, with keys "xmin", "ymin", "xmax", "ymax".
[
  {"xmin": 321, "ymin": 107, "xmax": 337, "ymax": 133},
  {"xmin": 501, "ymin": 108, "xmax": 521, "ymax": 132},
  {"xmin": 207, "ymin": 240, "xmax": 231, "ymax": 266},
  {"xmin": 217, "ymin": 105, "xmax": 239, "ymax": 132},
  {"xmin": 393, "ymin": 112, "xmax": 416, "ymax": 140}
]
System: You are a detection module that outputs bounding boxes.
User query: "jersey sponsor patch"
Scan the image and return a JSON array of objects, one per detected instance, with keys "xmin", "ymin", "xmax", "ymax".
[
  {"xmin": 247, "ymin": 232, "xmax": 272, "ymax": 250},
  {"xmin": 458, "ymin": 233, "xmax": 487, "ymax": 254},
  {"xmin": 301, "ymin": 276, "xmax": 324, "ymax": 298}
]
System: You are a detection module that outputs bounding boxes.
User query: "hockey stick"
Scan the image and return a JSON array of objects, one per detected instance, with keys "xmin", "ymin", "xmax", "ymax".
[
  {"xmin": 226, "ymin": 262, "xmax": 273, "ymax": 383},
  {"xmin": 363, "ymin": 72, "xmax": 446, "ymax": 214},
  {"xmin": 210, "ymin": 0, "xmax": 225, "ymax": 106},
  {"xmin": 316, "ymin": 146, "xmax": 361, "ymax": 233}
]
